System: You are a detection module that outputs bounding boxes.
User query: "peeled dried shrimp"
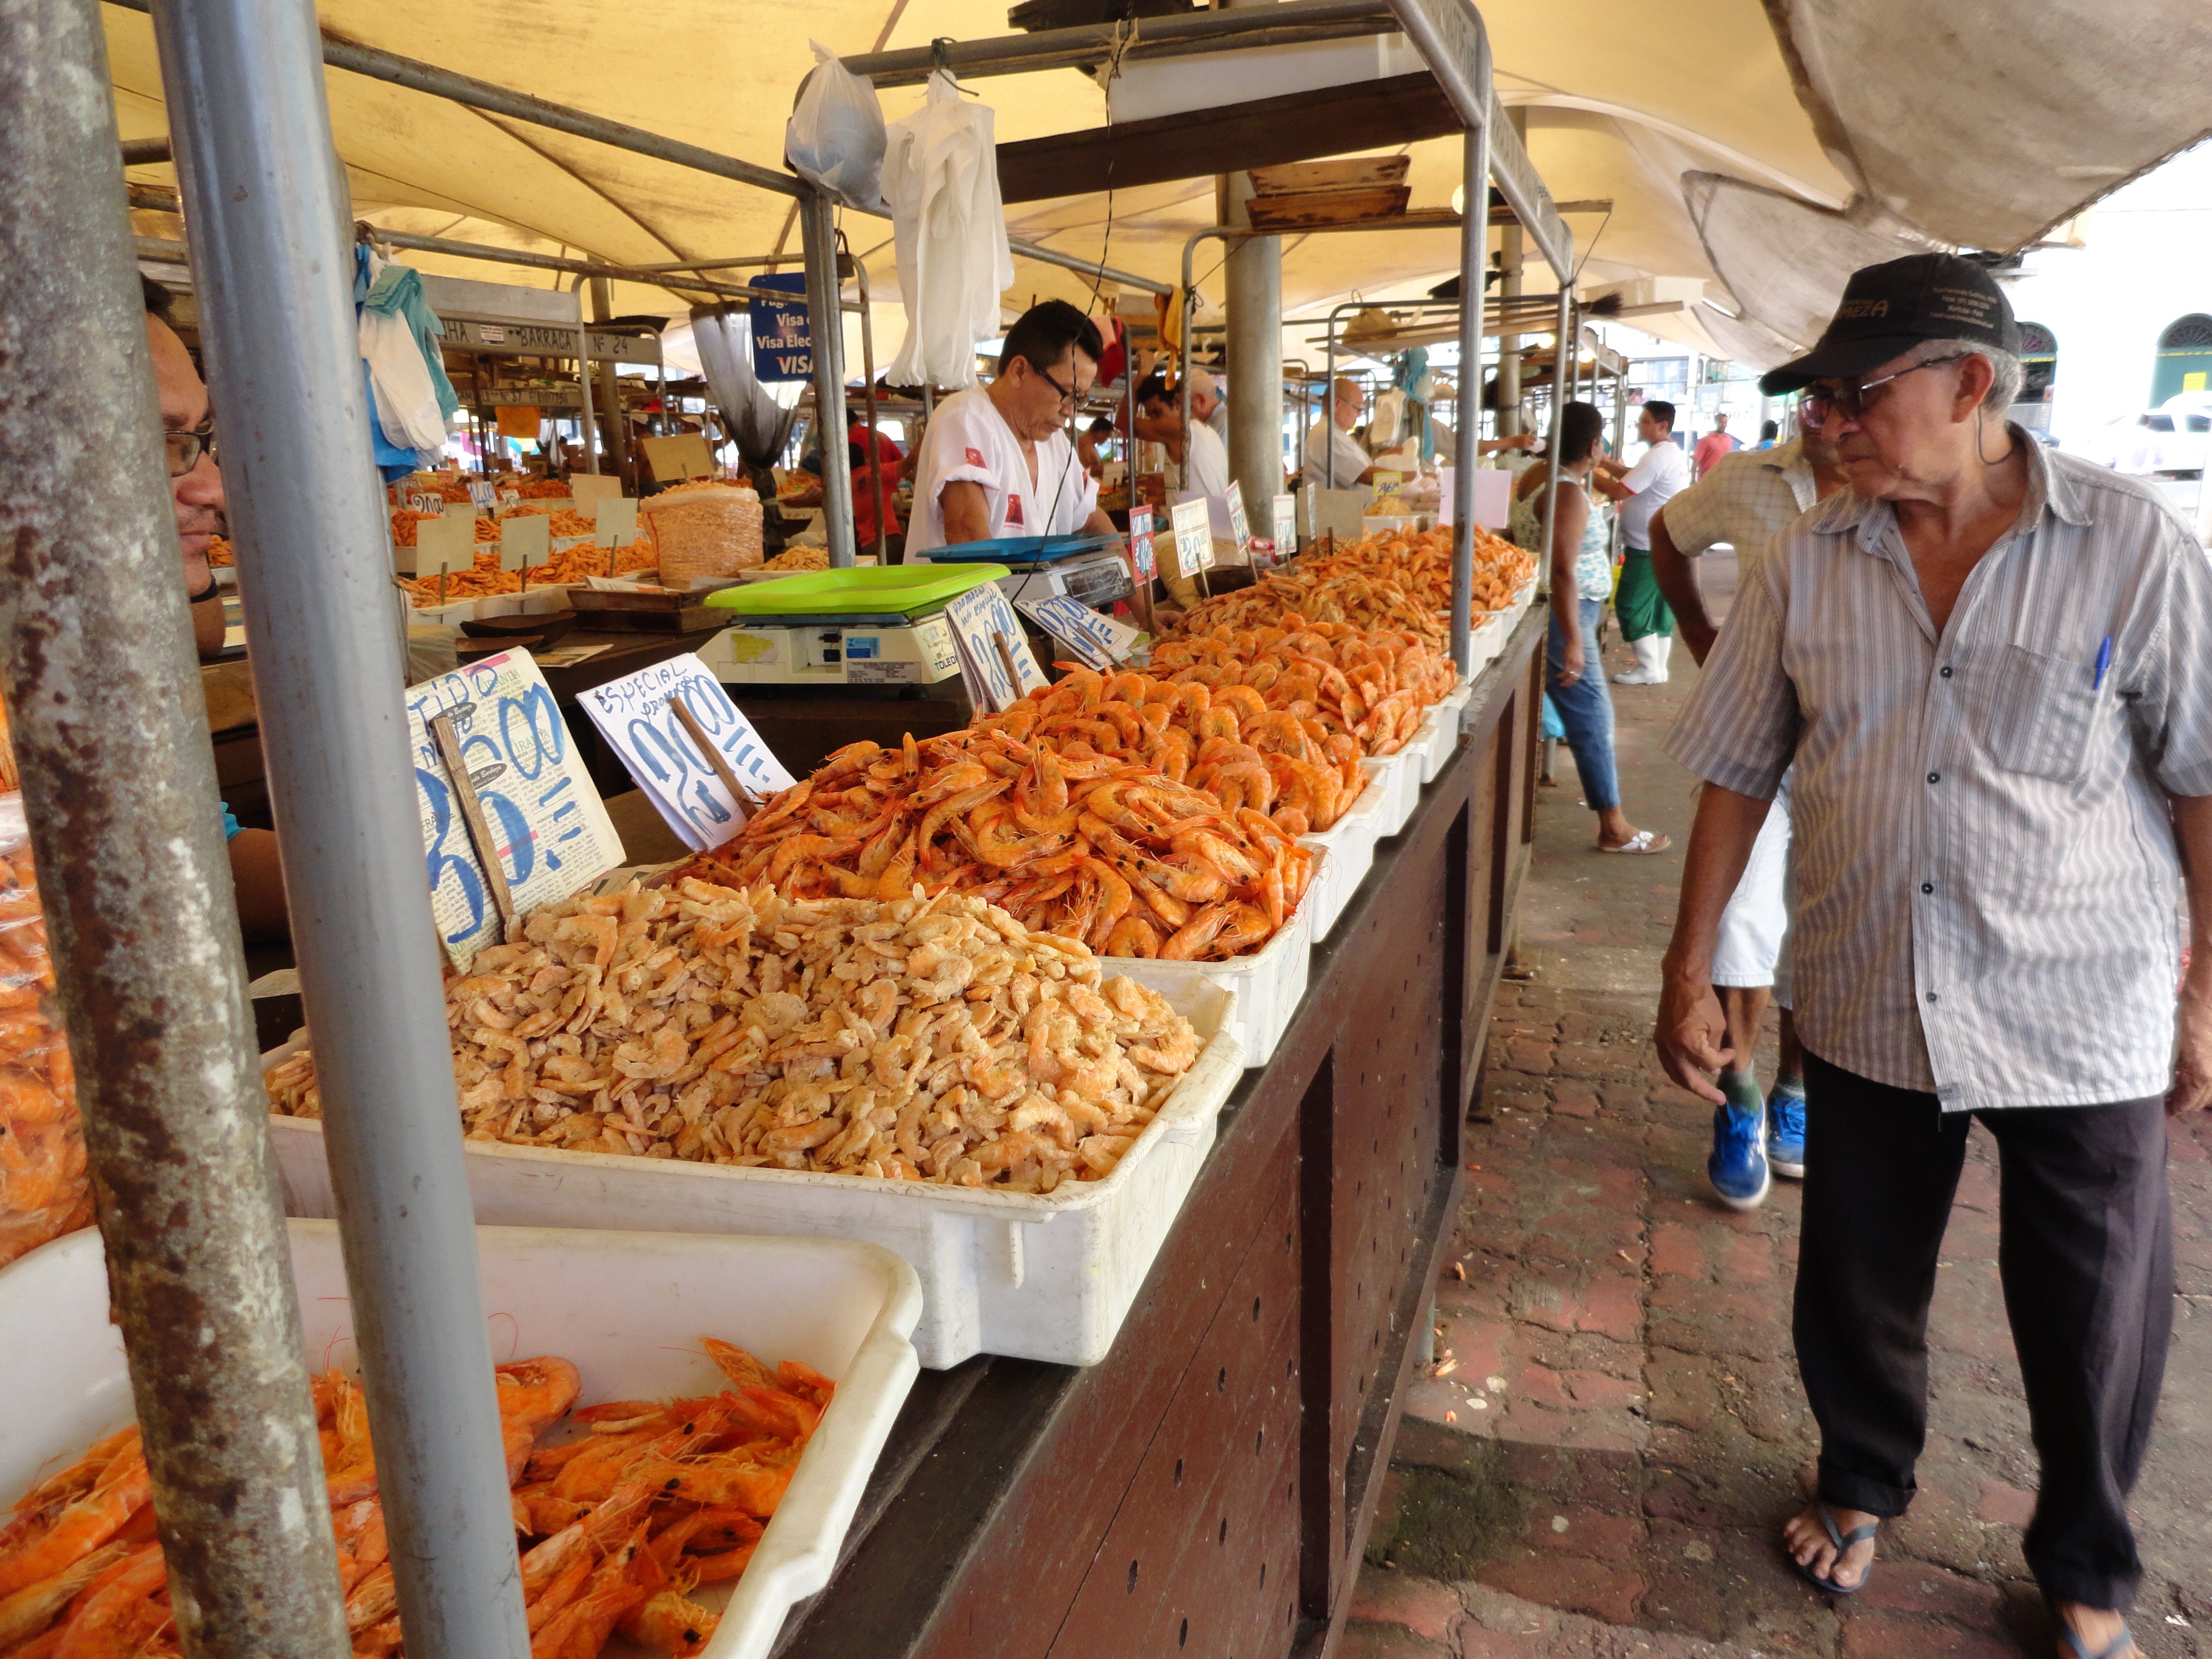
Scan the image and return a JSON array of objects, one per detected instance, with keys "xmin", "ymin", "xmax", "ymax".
[
  {"xmin": 267, "ymin": 880, "xmax": 1203, "ymax": 1194},
  {"xmin": 1165, "ymin": 527, "xmax": 1532, "ymax": 643},
  {"xmin": 681, "ymin": 728, "xmax": 1313, "ymax": 961}
]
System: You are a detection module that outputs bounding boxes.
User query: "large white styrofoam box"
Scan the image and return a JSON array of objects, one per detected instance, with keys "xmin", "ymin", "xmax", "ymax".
[
  {"xmin": 268, "ymin": 983, "xmax": 1242, "ymax": 1371},
  {"xmin": 0, "ymin": 1221, "xmax": 921, "ymax": 1659},
  {"xmin": 1297, "ymin": 776, "xmax": 1387, "ymax": 941}
]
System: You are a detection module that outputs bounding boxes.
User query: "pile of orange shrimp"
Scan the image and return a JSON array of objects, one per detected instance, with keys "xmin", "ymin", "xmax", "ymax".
[
  {"xmin": 390, "ymin": 510, "xmax": 500, "ymax": 550},
  {"xmin": 0, "ymin": 1338, "xmax": 827, "ymax": 1659},
  {"xmin": 1167, "ymin": 527, "xmax": 1533, "ymax": 642},
  {"xmin": 1136, "ymin": 623, "xmax": 1457, "ymax": 766},
  {"xmin": 0, "ymin": 812, "xmax": 88, "ymax": 1272},
  {"xmin": 402, "ymin": 541, "xmax": 654, "ymax": 606},
  {"xmin": 683, "ymin": 731, "xmax": 1313, "ymax": 962}
]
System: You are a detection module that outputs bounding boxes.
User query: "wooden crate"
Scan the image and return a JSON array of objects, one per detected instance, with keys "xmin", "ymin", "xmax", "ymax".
[
  {"xmin": 1249, "ymin": 155, "xmax": 1410, "ymax": 196},
  {"xmin": 1243, "ymin": 184, "xmax": 1413, "ymax": 231}
]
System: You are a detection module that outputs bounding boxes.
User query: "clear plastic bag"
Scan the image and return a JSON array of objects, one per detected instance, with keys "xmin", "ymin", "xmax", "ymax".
[
  {"xmin": 786, "ymin": 40, "xmax": 888, "ymax": 210},
  {"xmin": 882, "ymin": 72, "xmax": 1014, "ymax": 390},
  {"xmin": 0, "ymin": 793, "xmax": 89, "ymax": 1269}
]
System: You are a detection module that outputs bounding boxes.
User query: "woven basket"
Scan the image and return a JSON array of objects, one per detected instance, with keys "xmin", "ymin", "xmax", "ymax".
[{"xmin": 640, "ymin": 485, "xmax": 764, "ymax": 585}]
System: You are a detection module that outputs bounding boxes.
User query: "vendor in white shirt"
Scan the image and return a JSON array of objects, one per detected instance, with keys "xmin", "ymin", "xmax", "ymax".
[
  {"xmin": 1304, "ymin": 375, "xmax": 1379, "ymax": 487},
  {"xmin": 904, "ymin": 299, "xmax": 1124, "ymax": 563},
  {"xmin": 1137, "ymin": 369, "xmax": 1233, "ymax": 536}
]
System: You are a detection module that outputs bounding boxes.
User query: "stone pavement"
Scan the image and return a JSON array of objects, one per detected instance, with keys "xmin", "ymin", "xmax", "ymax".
[{"xmin": 1346, "ymin": 575, "xmax": 2212, "ymax": 1659}]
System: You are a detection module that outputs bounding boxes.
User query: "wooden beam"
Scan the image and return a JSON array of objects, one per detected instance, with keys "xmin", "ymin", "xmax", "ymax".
[{"xmin": 997, "ymin": 72, "xmax": 1458, "ymax": 205}]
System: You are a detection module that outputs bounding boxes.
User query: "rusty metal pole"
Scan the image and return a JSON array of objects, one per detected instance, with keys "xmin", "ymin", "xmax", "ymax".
[
  {"xmin": 148, "ymin": 0, "xmax": 534, "ymax": 1653},
  {"xmin": 0, "ymin": 0, "xmax": 350, "ymax": 1653}
]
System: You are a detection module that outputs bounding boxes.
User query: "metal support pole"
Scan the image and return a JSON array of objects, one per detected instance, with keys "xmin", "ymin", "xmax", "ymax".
[
  {"xmin": 1539, "ymin": 289, "xmax": 1572, "ymax": 594},
  {"xmin": 589, "ymin": 277, "xmax": 627, "ymax": 486},
  {"xmin": 573, "ymin": 275, "xmax": 600, "ymax": 476},
  {"xmin": 800, "ymin": 190, "xmax": 856, "ymax": 568},
  {"xmin": 1221, "ymin": 170, "xmax": 1284, "ymax": 529},
  {"xmin": 846, "ymin": 245, "xmax": 888, "ymax": 564},
  {"xmin": 1450, "ymin": 116, "xmax": 1491, "ymax": 678},
  {"xmin": 1494, "ymin": 112, "xmax": 1527, "ymax": 440},
  {"xmin": 0, "ymin": 5, "xmax": 349, "ymax": 1653},
  {"xmin": 148, "ymin": 0, "xmax": 534, "ymax": 1653}
]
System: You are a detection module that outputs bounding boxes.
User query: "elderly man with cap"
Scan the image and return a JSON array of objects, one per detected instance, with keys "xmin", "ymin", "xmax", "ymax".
[{"xmin": 1654, "ymin": 252, "xmax": 2212, "ymax": 1658}]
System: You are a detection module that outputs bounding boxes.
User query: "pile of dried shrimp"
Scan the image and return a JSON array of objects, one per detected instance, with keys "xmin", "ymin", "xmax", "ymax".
[
  {"xmin": 0, "ymin": 819, "xmax": 87, "ymax": 1270},
  {"xmin": 1165, "ymin": 527, "xmax": 1532, "ymax": 643},
  {"xmin": 684, "ymin": 729, "xmax": 1312, "ymax": 962},
  {"xmin": 0, "ymin": 1338, "xmax": 825, "ymax": 1657},
  {"xmin": 268, "ymin": 880, "xmax": 1203, "ymax": 1192},
  {"xmin": 760, "ymin": 546, "xmax": 830, "ymax": 572}
]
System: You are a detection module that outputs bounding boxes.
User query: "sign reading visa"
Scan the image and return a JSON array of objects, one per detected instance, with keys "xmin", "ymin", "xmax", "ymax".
[{"xmin": 748, "ymin": 273, "xmax": 812, "ymax": 382}]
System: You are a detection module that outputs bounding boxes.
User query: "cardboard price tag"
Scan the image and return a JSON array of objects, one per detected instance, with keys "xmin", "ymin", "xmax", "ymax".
[
  {"xmin": 1224, "ymin": 479, "xmax": 1252, "ymax": 560},
  {"xmin": 1270, "ymin": 493, "xmax": 1296, "ymax": 563},
  {"xmin": 407, "ymin": 491, "xmax": 444, "ymax": 515},
  {"xmin": 403, "ymin": 651, "xmax": 625, "ymax": 963},
  {"xmin": 1166, "ymin": 498, "xmax": 1214, "ymax": 580},
  {"xmin": 577, "ymin": 652, "xmax": 795, "ymax": 852},
  {"xmin": 397, "ymin": 511, "xmax": 475, "ymax": 578},
  {"xmin": 468, "ymin": 481, "xmax": 497, "ymax": 509},
  {"xmin": 497, "ymin": 488, "xmax": 521, "ymax": 507},
  {"xmin": 588, "ymin": 495, "xmax": 640, "ymax": 548},
  {"xmin": 943, "ymin": 583, "xmax": 1047, "ymax": 713},
  {"xmin": 1016, "ymin": 594, "xmax": 1141, "ymax": 672},
  {"xmin": 1126, "ymin": 505, "xmax": 1156, "ymax": 584},
  {"xmin": 499, "ymin": 512, "xmax": 549, "ymax": 574}
]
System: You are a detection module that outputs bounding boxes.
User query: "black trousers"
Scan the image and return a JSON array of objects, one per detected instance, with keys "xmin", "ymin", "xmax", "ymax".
[{"xmin": 1795, "ymin": 1053, "xmax": 2173, "ymax": 1611}]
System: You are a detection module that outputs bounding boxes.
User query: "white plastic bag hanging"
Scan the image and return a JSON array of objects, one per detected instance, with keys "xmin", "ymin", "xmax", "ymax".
[
  {"xmin": 786, "ymin": 41, "xmax": 888, "ymax": 210},
  {"xmin": 882, "ymin": 71, "xmax": 1014, "ymax": 391}
]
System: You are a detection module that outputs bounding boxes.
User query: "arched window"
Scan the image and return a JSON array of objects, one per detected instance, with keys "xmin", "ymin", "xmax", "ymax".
[
  {"xmin": 2013, "ymin": 322, "xmax": 2057, "ymax": 428},
  {"xmin": 2153, "ymin": 314, "xmax": 2212, "ymax": 405}
]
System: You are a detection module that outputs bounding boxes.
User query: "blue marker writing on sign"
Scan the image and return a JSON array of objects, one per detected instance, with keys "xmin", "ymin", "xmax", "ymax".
[{"xmin": 2093, "ymin": 636, "xmax": 2111, "ymax": 691}]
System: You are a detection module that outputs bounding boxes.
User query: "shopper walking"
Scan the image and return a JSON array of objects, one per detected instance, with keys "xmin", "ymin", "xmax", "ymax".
[
  {"xmin": 1692, "ymin": 411, "xmax": 1741, "ymax": 478},
  {"xmin": 1647, "ymin": 430, "xmax": 1847, "ymax": 1205},
  {"xmin": 1594, "ymin": 401, "xmax": 1689, "ymax": 685},
  {"xmin": 1511, "ymin": 400, "xmax": 1669, "ymax": 855},
  {"xmin": 1656, "ymin": 252, "xmax": 2212, "ymax": 1659}
]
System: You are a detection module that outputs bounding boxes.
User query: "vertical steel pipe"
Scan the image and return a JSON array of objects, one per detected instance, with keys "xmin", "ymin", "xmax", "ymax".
[
  {"xmin": 573, "ymin": 275, "xmax": 600, "ymax": 474},
  {"xmin": 150, "ymin": 0, "xmax": 533, "ymax": 1653},
  {"xmin": 589, "ymin": 277, "xmax": 627, "ymax": 484},
  {"xmin": 799, "ymin": 190, "xmax": 856, "ymax": 567},
  {"xmin": 1450, "ymin": 117, "xmax": 1491, "ymax": 678},
  {"xmin": 1222, "ymin": 173, "xmax": 1284, "ymax": 519},
  {"xmin": 0, "ymin": 3, "xmax": 350, "ymax": 1652},
  {"xmin": 845, "ymin": 243, "xmax": 888, "ymax": 564},
  {"xmin": 1539, "ymin": 290, "xmax": 1573, "ymax": 594}
]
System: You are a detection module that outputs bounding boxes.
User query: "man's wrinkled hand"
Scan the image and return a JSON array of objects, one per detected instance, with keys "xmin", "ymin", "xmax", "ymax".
[
  {"xmin": 2168, "ymin": 973, "xmax": 2212, "ymax": 1117},
  {"xmin": 1655, "ymin": 974, "xmax": 1733, "ymax": 1105}
]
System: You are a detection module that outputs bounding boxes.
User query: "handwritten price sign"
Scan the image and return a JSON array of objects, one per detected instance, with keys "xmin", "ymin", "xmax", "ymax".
[
  {"xmin": 1016, "ymin": 594, "xmax": 1140, "ymax": 672},
  {"xmin": 1167, "ymin": 498, "xmax": 1214, "ymax": 581},
  {"xmin": 577, "ymin": 653, "xmax": 795, "ymax": 853},
  {"xmin": 1224, "ymin": 479, "xmax": 1251, "ymax": 560},
  {"xmin": 1127, "ymin": 504, "xmax": 1155, "ymax": 584},
  {"xmin": 1270, "ymin": 493, "xmax": 1296, "ymax": 564},
  {"xmin": 943, "ymin": 582, "xmax": 1047, "ymax": 713},
  {"xmin": 404, "ymin": 651, "xmax": 624, "ymax": 963}
]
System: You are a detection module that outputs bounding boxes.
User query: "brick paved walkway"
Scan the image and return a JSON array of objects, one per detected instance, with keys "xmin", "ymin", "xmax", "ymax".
[{"xmin": 1346, "ymin": 576, "xmax": 2212, "ymax": 1659}]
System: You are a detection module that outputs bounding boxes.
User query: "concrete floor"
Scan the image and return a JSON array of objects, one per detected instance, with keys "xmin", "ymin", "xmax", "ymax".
[{"xmin": 1343, "ymin": 562, "xmax": 2212, "ymax": 1658}]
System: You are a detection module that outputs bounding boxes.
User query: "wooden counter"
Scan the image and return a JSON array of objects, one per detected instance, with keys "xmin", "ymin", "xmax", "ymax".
[{"xmin": 769, "ymin": 607, "xmax": 1545, "ymax": 1659}]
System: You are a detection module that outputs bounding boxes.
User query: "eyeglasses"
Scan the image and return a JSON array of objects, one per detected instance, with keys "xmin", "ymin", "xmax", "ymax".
[
  {"xmin": 1799, "ymin": 357, "xmax": 1965, "ymax": 428},
  {"xmin": 164, "ymin": 423, "xmax": 218, "ymax": 478},
  {"xmin": 1034, "ymin": 363, "xmax": 1080, "ymax": 411}
]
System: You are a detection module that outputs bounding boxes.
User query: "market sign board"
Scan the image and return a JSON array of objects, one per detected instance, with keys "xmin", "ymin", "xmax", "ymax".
[
  {"xmin": 1016, "ymin": 594, "xmax": 1141, "ymax": 672},
  {"xmin": 1126, "ymin": 504, "xmax": 1155, "ymax": 584},
  {"xmin": 404, "ymin": 652, "xmax": 623, "ymax": 962},
  {"xmin": 1270, "ymin": 493, "xmax": 1296, "ymax": 563},
  {"xmin": 943, "ymin": 582, "xmax": 1047, "ymax": 713},
  {"xmin": 577, "ymin": 653, "xmax": 797, "ymax": 852},
  {"xmin": 1224, "ymin": 479, "xmax": 1251, "ymax": 562},
  {"xmin": 1167, "ymin": 498, "xmax": 1214, "ymax": 581},
  {"xmin": 748, "ymin": 274, "xmax": 812, "ymax": 383}
]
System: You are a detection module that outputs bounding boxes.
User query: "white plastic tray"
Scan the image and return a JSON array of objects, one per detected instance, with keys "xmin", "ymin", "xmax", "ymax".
[
  {"xmin": 1297, "ymin": 777, "xmax": 1386, "ymax": 941},
  {"xmin": 1108, "ymin": 846, "xmax": 1320, "ymax": 1070},
  {"xmin": 1361, "ymin": 749, "xmax": 1421, "ymax": 838},
  {"xmin": 0, "ymin": 1221, "xmax": 921, "ymax": 1659},
  {"xmin": 269, "ymin": 982, "xmax": 1242, "ymax": 1371}
]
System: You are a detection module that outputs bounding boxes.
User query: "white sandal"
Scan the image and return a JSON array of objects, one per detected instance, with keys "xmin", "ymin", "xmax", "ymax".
[{"xmin": 1598, "ymin": 830, "xmax": 1671, "ymax": 854}]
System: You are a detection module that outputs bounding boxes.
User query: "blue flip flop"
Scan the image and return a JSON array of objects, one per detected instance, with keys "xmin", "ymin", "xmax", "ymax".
[
  {"xmin": 2054, "ymin": 1610, "xmax": 2136, "ymax": 1658},
  {"xmin": 1793, "ymin": 1502, "xmax": 1876, "ymax": 1595}
]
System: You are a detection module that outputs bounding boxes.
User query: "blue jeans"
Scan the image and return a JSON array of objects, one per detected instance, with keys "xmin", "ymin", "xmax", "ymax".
[{"xmin": 1546, "ymin": 596, "xmax": 1619, "ymax": 812}]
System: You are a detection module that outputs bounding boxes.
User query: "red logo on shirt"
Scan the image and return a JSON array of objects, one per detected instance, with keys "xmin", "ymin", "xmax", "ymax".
[
  {"xmin": 965, "ymin": 447, "xmax": 986, "ymax": 468},
  {"xmin": 1006, "ymin": 497, "xmax": 1025, "ymax": 526}
]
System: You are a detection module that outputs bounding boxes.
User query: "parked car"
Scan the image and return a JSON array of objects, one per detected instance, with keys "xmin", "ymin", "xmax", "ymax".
[{"xmin": 2085, "ymin": 407, "xmax": 2210, "ymax": 475}]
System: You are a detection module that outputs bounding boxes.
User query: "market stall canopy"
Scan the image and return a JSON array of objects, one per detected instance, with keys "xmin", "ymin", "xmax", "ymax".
[{"xmin": 104, "ymin": 0, "xmax": 2212, "ymax": 364}]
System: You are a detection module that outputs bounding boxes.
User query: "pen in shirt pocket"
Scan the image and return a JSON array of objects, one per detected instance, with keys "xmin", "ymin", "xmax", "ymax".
[{"xmin": 2093, "ymin": 636, "xmax": 2112, "ymax": 691}]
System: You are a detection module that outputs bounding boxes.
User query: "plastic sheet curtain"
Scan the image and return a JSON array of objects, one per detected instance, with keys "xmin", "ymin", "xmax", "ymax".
[{"xmin": 689, "ymin": 304, "xmax": 801, "ymax": 469}]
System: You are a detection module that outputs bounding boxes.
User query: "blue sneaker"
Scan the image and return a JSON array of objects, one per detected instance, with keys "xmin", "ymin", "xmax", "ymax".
[
  {"xmin": 1707, "ymin": 1106, "xmax": 1771, "ymax": 1210},
  {"xmin": 1767, "ymin": 1089, "xmax": 1807, "ymax": 1180}
]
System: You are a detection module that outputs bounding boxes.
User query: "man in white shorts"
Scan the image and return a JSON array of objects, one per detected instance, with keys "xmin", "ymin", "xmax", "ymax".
[{"xmin": 1648, "ymin": 428, "xmax": 1844, "ymax": 1206}]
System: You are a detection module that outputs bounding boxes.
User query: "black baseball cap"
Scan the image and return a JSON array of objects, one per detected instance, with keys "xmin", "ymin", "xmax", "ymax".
[{"xmin": 1758, "ymin": 252, "xmax": 2020, "ymax": 396}]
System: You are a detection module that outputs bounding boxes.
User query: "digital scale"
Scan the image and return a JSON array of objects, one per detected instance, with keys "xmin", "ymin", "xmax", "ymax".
[
  {"xmin": 697, "ymin": 564, "xmax": 1010, "ymax": 687},
  {"xmin": 924, "ymin": 534, "xmax": 1135, "ymax": 613}
]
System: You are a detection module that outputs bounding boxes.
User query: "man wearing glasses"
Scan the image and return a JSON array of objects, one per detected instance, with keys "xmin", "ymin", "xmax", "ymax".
[
  {"xmin": 142, "ymin": 278, "xmax": 288, "ymax": 940},
  {"xmin": 903, "ymin": 299, "xmax": 1124, "ymax": 564},
  {"xmin": 1655, "ymin": 252, "xmax": 2211, "ymax": 1658}
]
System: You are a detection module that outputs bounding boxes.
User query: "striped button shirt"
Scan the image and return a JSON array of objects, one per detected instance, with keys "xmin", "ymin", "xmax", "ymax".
[
  {"xmin": 1659, "ymin": 439, "xmax": 1820, "ymax": 574},
  {"xmin": 1666, "ymin": 437, "xmax": 2212, "ymax": 1109}
]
